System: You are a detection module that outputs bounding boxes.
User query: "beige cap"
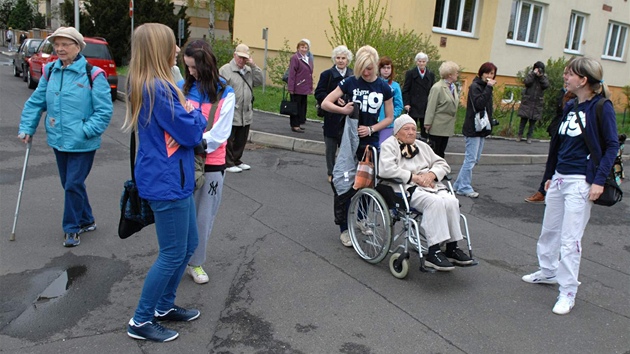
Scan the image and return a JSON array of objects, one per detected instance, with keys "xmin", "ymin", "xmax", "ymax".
[
  {"xmin": 49, "ymin": 27, "xmax": 86, "ymax": 51},
  {"xmin": 234, "ymin": 43, "xmax": 250, "ymax": 59}
]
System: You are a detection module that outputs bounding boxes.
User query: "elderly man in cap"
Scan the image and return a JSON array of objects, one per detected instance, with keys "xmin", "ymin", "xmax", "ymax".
[
  {"xmin": 219, "ymin": 43, "xmax": 263, "ymax": 173},
  {"xmin": 378, "ymin": 115, "xmax": 472, "ymax": 271},
  {"xmin": 18, "ymin": 26, "xmax": 113, "ymax": 247}
]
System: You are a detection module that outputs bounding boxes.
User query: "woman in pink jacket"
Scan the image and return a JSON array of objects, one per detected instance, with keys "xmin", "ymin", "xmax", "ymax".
[{"xmin": 287, "ymin": 39, "xmax": 314, "ymax": 132}]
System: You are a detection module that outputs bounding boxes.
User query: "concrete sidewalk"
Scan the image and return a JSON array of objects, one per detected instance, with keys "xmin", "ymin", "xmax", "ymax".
[{"xmin": 249, "ymin": 110, "xmax": 551, "ymax": 165}]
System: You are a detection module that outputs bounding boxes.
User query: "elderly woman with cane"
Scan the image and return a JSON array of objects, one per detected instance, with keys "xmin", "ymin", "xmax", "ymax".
[{"xmin": 17, "ymin": 27, "xmax": 113, "ymax": 247}]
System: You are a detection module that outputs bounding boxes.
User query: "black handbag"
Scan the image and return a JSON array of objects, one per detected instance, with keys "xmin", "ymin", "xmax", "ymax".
[
  {"xmin": 575, "ymin": 98, "xmax": 623, "ymax": 206},
  {"xmin": 280, "ymin": 86, "xmax": 298, "ymax": 116},
  {"xmin": 118, "ymin": 131, "xmax": 155, "ymax": 239}
]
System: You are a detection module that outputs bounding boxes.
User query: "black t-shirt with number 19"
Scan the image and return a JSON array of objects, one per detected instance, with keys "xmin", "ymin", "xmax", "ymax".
[{"xmin": 338, "ymin": 76, "xmax": 393, "ymax": 147}]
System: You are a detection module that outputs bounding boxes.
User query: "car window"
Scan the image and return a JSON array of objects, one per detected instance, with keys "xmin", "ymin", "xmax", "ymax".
[
  {"xmin": 29, "ymin": 40, "xmax": 42, "ymax": 50},
  {"xmin": 83, "ymin": 43, "xmax": 112, "ymax": 60},
  {"xmin": 40, "ymin": 40, "xmax": 54, "ymax": 55}
]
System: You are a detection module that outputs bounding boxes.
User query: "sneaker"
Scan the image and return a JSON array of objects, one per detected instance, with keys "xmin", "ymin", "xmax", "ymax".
[
  {"xmin": 552, "ymin": 295, "xmax": 575, "ymax": 315},
  {"xmin": 78, "ymin": 222, "xmax": 96, "ymax": 234},
  {"xmin": 187, "ymin": 265, "xmax": 209, "ymax": 284},
  {"xmin": 521, "ymin": 270, "xmax": 557, "ymax": 284},
  {"xmin": 527, "ymin": 138, "xmax": 532, "ymax": 144},
  {"xmin": 424, "ymin": 251, "xmax": 455, "ymax": 271},
  {"xmin": 516, "ymin": 135, "xmax": 522, "ymax": 142},
  {"xmin": 237, "ymin": 163, "xmax": 251, "ymax": 171},
  {"xmin": 127, "ymin": 319, "xmax": 179, "ymax": 342},
  {"xmin": 456, "ymin": 191, "xmax": 479, "ymax": 198},
  {"xmin": 340, "ymin": 230, "xmax": 352, "ymax": 247},
  {"xmin": 444, "ymin": 248, "xmax": 473, "ymax": 265},
  {"xmin": 154, "ymin": 305, "xmax": 200, "ymax": 322},
  {"xmin": 63, "ymin": 233, "xmax": 80, "ymax": 247},
  {"xmin": 357, "ymin": 219, "xmax": 373, "ymax": 236},
  {"xmin": 524, "ymin": 191, "xmax": 545, "ymax": 204},
  {"xmin": 225, "ymin": 166, "xmax": 242, "ymax": 173}
]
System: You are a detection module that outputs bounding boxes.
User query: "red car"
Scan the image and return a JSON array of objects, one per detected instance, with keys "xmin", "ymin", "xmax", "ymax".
[{"xmin": 27, "ymin": 36, "xmax": 118, "ymax": 101}]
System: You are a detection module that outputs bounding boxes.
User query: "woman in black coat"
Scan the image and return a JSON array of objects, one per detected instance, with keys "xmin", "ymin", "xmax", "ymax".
[
  {"xmin": 314, "ymin": 45, "xmax": 354, "ymax": 181},
  {"xmin": 453, "ymin": 62, "xmax": 497, "ymax": 198}
]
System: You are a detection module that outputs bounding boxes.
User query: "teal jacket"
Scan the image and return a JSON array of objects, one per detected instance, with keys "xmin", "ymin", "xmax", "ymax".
[{"xmin": 19, "ymin": 55, "xmax": 113, "ymax": 152}]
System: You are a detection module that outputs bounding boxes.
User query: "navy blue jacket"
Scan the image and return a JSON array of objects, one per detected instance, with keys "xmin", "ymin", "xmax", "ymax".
[
  {"xmin": 543, "ymin": 96, "xmax": 619, "ymax": 186},
  {"xmin": 315, "ymin": 65, "xmax": 353, "ymax": 138}
]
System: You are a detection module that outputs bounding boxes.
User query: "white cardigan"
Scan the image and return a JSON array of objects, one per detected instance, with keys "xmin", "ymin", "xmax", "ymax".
[{"xmin": 378, "ymin": 135, "xmax": 451, "ymax": 193}]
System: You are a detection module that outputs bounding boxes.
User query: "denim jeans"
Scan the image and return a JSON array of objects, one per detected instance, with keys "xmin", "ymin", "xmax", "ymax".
[
  {"xmin": 53, "ymin": 149, "xmax": 95, "ymax": 233},
  {"xmin": 536, "ymin": 173, "xmax": 592, "ymax": 298},
  {"xmin": 453, "ymin": 137, "xmax": 485, "ymax": 194},
  {"xmin": 133, "ymin": 196, "xmax": 199, "ymax": 322}
]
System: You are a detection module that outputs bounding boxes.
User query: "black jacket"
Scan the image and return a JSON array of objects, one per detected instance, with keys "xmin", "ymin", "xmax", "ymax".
[
  {"xmin": 402, "ymin": 68, "xmax": 435, "ymax": 119},
  {"xmin": 462, "ymin": 77, "xmax": 494, "ymax": 137},
  {"xmin": 315, "ymin": 65, "xmax": 353, "ymax": 138}
]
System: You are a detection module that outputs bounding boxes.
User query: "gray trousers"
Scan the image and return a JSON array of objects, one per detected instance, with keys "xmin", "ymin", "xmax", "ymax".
[{"xmin": 190, "ymin": 171, "xmax": 224, "ymax": 267}]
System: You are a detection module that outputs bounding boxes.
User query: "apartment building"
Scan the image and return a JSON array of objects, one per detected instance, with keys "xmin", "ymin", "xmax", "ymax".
[{"xmin": 233, "ymin": 0, "xmax": 629, "ymax": 108}]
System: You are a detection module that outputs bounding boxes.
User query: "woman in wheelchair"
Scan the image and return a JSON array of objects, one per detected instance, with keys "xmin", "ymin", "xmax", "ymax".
[{"xmin": 378, "ymin": 115, "xmax": 473, "ymax": 271}]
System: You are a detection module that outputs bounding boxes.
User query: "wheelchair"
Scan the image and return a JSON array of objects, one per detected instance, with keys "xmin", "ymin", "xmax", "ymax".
[{"xmin": 347, "ymin": 146, "xmax": 477, "ymax": 279}]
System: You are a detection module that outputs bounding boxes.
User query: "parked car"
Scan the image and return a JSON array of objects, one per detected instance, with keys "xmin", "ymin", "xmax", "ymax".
[
  {"xmin": 13, "ymin": 38, "xmax": 43, "ymax": 82},
  {"xmin": 27, "ymin": 36, "xmax": 118, "ymax": 101}
]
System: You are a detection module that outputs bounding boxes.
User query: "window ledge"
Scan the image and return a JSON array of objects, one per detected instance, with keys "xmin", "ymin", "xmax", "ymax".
[
  {"xmin": 564, "ymin": 49, "xmax": 583, "ymax": 56},
  {"xmin": 505, "ymin": 40, "xmax": 542, "ymax": 49},
  {"xmin": 600, "ymin": 55, "xmax": 626, "ymax": 63},
  {"xmin": 432, "ymin": 27, "xmax": 476, "ymax": 39}
]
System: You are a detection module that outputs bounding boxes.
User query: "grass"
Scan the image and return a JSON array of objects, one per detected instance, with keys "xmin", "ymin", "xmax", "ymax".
[
  {"xmin": 253, "ymin": 85, "xmax": 320, "ymax": 121},
  {"xmin": 117, "ymin": 66, "xmax": 128, "ymax": 77}
]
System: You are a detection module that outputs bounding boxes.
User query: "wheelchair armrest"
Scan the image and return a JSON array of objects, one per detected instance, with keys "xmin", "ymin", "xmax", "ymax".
[{"xmin": 377, "ymin": 177, "xmax": 406, "ymax": 184}]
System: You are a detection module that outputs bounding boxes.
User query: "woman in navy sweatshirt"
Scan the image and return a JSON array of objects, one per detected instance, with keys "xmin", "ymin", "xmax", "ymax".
[{"xmin": 522, "ymin": 57, "xmax": 619, "ymax": 316}]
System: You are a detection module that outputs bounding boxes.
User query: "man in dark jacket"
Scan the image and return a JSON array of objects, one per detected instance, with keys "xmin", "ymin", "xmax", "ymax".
[
  {"xmin": 517, "ymin": 61, "xmax": 550, "ymax": 143},
  {"xmin": 402, "ymin": 52, "xmax": 435, "ymax": 138}
]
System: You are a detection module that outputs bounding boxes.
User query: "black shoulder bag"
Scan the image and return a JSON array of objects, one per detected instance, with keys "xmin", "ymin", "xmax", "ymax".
[
  {"xmin": 118, "ymin": 131, "xmax": 155, "ymax": 239},
  {"xmin": 574, "ymin": 98, "xmax": 622, "ymax": 206}
]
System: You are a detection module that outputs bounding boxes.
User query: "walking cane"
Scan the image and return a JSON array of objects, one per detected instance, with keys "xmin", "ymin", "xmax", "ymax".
[{"xmin": 10, "ymin": 134, "xmax": 31, "ymax": 241}]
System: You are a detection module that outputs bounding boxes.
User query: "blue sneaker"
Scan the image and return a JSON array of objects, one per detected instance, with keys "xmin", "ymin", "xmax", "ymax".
[
  {"xmin": 78, "ymin": 222, "xmax": 96, "ymax": 234},
  {"xmin": 63, "ymin": 233, "xmax": 80, "ymax": 247},
  {"xmin": 127, "ymin": 319, "xmax": 179, "ymax": 342},
  {"xmin": 154, "ymin": 305, "xmax": 200, "ymax": 322}
]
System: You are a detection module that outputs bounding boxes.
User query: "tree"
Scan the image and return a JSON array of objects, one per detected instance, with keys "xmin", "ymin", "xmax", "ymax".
[
  {"xmin": 325, "ymin": 0, "xmax": 440, "ymax": 84},
  {"xmin": 214, "ymin": 0, "xmax": 234, "ymax": 39},
  {"xmin": 0, "ymin": 0, "xmax": 16, "ymax": 29},
  {"xmin": 7, "ymin": 0, "xmax": 32, "ymax": 29},
  {"xmin": 60, "ymin": 0, "xmax": 94, "ymax": 34}
]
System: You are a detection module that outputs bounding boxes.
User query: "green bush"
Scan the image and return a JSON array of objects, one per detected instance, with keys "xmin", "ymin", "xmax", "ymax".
[{"xmin": 267, "ymin": 39, "xmax": 292, "ymax": 87}]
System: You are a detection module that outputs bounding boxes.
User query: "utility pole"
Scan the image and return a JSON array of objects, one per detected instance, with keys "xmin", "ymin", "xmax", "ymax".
[{"xmin": 74, "ymin": 0, "xmax": 80, "ymax": 31}]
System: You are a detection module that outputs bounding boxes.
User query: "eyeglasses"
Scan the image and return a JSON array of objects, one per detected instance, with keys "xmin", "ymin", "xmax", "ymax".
[{"xmin": 53, "ymin": 42, "xmax": 77, "ymax": 49}]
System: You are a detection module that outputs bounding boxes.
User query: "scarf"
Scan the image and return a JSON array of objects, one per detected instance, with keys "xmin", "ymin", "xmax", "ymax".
[{"xmin": 398, "ymin": 139, "xmax": 419, "ymax": 159}]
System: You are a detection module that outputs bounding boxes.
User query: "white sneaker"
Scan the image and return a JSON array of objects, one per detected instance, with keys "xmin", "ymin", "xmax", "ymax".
[
  {"xmin": 187, "ymin": 265, "xmax": 209, "ymax": 284},
  {"xmin": 357, "ymin": 219, "xmax": 373, "ymax": 236},
  {"xmin": 237, "ymin": 163, "xmax": 251, "ymax": 170},
  {"xmin": 456, "ymin": 190, "xmax": 479, "ymax": 198},
  {"xmin": 340, "ymin": 230, "xmax": 352, "ymax": 247},
  {"xmin": 522, "ymin": 270, "xmax": 557, "ymax": 284},
  {"xmin": 552, "ymin": 295, "xmax": 575, "ymax": 315},
  {"xmin": 226, "ymin": 166, "xmax": 242, "ymax": 173}
]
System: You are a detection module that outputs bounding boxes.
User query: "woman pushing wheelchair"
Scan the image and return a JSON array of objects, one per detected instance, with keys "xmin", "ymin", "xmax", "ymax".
[{"xmin": 378, "ymin": 115, "xmax": 472, "ymax": 271}]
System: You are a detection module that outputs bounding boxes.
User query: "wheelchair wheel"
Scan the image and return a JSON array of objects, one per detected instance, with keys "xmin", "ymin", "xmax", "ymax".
[
  {"xmin": 389, "ymin": 253, "xmax": 409, "ymax": 279},
  {"xmin": 348, "ymin": 188, "xmax": 392, "ymax": 264}
]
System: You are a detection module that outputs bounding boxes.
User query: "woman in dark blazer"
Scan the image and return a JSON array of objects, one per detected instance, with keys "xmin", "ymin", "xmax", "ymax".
[
  {"xmin": 402, "ymin": 52, "xmax": 435, "ymax": 138},
  {"xmin": 453, "ymin": 62, "xmax": 498, "ymax": 198},
  {"xmin": 287, "ymin": 39, "xmax": 314, "ymax": 132},
  {"xmin": 314, "ymin": 45, "xmax": 354, "ymax": 181}
]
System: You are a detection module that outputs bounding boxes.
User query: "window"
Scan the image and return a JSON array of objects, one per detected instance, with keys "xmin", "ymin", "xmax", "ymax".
[
  {"xmin": 507, "ymin": 0, "xmax": 544, "ymax": 47},
  {"xmin": 565, "ymin": 12, "xmax": 585, "ymax": 53},
  {"xmin": 602, "ymin": 22, "xmax": 628, "ymax": 60},
  {"xmin": 433, "ymin": 0, "xmax": 478, "ymax": 36}
]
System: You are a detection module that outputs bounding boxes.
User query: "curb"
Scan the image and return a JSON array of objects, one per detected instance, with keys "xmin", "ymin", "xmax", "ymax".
[{"xmin": 247, "ymin": 130, "xmax": 550, "ymax": 165}]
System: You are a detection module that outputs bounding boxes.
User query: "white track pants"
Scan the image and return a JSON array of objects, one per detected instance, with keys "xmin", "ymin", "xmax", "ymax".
[{"xmin": 536, "ymin": 173, "xmax": 592, "ymax": 298}]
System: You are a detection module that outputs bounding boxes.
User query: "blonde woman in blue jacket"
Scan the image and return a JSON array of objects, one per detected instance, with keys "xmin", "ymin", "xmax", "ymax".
[
  {"xmin": 18, "ymin": 27, "xmax": 113, "ymax": 247},
  {"xmin": 124, "ymin": 23, "xmax": 206, "ymax": 343}
]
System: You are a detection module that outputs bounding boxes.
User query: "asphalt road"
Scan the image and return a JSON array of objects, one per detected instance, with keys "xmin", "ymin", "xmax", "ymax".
[{"xmin": 1, "ymin": 55, "xmax": 629, "ymax": 354}]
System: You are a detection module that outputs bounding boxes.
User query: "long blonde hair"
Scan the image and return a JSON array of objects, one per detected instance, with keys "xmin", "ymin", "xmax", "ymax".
[{"xmin": 123, "ymin": 23, "xmax": 186, "ymax": 132}]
